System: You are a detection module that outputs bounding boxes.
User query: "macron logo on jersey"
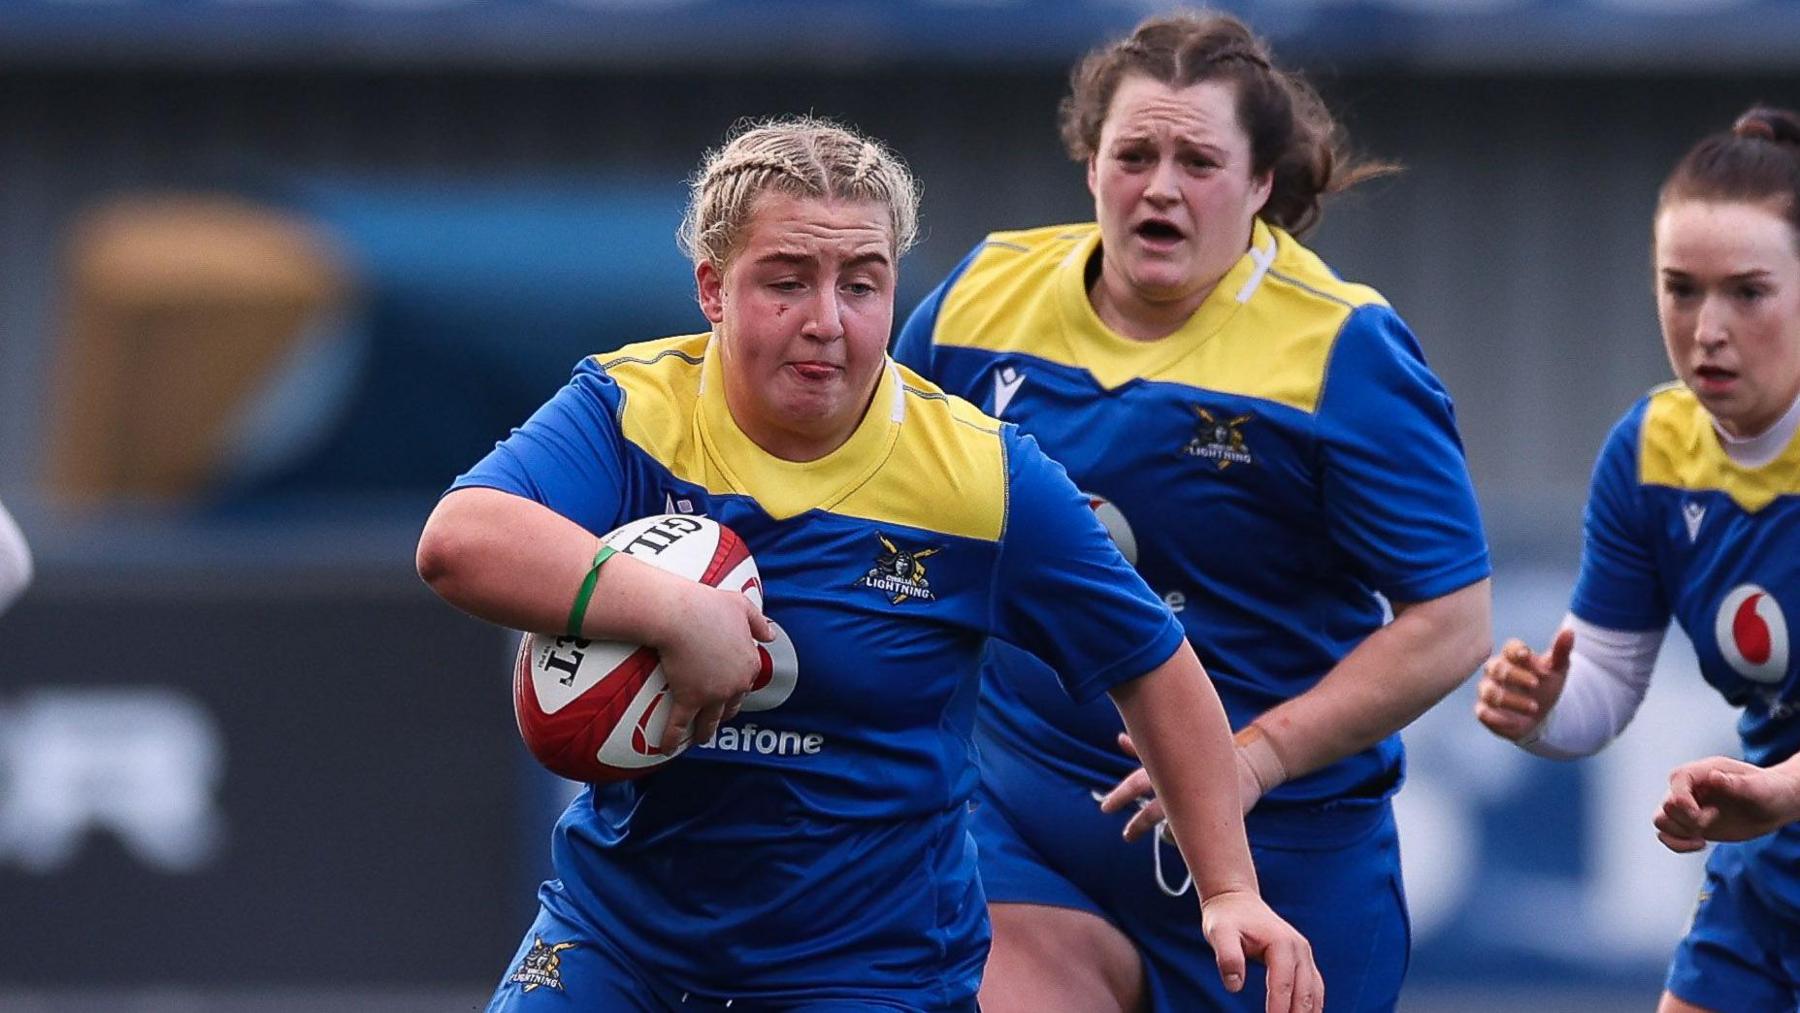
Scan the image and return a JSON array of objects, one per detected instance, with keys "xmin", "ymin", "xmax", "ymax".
[
  {"xmin": 1683, "ymin": 501, "xmax": 1705, "ymax": 542},
  {"xmin": 993, "ymin": 366, "xmax": 1025, "ymax": 418}
]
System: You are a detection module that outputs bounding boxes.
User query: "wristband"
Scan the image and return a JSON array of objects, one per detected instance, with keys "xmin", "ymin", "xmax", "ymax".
[
  {"xmin": 565, "ymin": 543, "xmax": 617, "ymax": 637},
  {"xmin": 1234, "ymin": 724, "xmax": 1288, "ymax": 796}
]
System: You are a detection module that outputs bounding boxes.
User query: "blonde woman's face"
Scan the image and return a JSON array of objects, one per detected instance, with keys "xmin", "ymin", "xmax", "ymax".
[
  {"xmin": 1655, "ymin": 199, "xmax": 1800, "ymax": 437},
  {"xmin": 697, "ymin": 194, "xmax": 896, "ymax": 460}
]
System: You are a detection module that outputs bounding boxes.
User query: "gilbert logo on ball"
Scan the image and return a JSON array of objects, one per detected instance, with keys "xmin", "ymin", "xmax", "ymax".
[
  {"xmin": 513, "ymin": 514, "xmax": 794, "ymax": 782},
  {"xmin": 1714, "ymin": 583, "xmax": 1789, "ymax": 685}
]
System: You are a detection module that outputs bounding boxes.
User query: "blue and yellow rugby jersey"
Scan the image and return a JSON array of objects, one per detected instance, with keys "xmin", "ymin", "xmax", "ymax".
[
  {"xmin": 1572, "ymin": 384, "xmax": 1800, "ymax": 916},
  {"xmin": 896, "ymin": 220, "xmax": 1490, "ymax": 813},
  {"xmin": 450, "ymin": 332, "xmax": 1185, "ymax": 1004}
]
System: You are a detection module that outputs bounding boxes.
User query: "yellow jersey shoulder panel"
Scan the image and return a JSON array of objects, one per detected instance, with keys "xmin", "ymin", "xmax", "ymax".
[
  {"xmin": 595, "ymin": 332, "xmax": 713, "ymax": 490},
  {"xmin": 597, "ymin": 340, "xmax": 1007, "ymax": 541},
  {"xmin": 932, "ymin": 223, "xmax": 1094, "ymax": 360},
  {"xmin": 1640, "ymin": 382, "xmax": 1800, "ymax": 513},
  {"xmin": 839, "ymin": 364, "xmax": 1008, "ymax": 543},
  {"xmin": 1199, "ymin": 229, "xmax": 1389, "ymax": 414},
  {"xmin": 927, "ymin": 220, "xmax": 1398, "ymax": 414},
  {"xmin": 1262, "ymin": 233, "xmax": 1389, "ymax": 314}
]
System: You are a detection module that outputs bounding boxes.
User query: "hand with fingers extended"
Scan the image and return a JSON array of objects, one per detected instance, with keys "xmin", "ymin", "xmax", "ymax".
[
  {"xmin": 1201, "ymin": 889, "xmax": 1326, "ymax": 1013},
  {"xmin": 1474, "ymin": 627, "xmax": 1575, "ymax": 741},
  {"xmin": 1654, "ymin": 755, "xmax": 1800, "ymax": 853},
  {"xmin": 647, "ymin": 582, "xmax": 775, "ymax": 753},
  {"xmin": 1100, "ymin": 731, "xmax": 1268, "ymax": 842}
]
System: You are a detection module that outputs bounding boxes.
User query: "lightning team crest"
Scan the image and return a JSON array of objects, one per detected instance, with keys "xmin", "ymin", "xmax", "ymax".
[
  {"xmin": 1714, "ymin": 583, "xmax": 1790, "ymax": 685},
  {"xmin": 508, "ymin": 936, "xmax": 579, "ymax": 993},
  {"xmin": 1184, "ymin": 407, "xmax": 1253, "ymax": 470},
  {"xmin": 855, "ymin": 533, "xmax": 940, "ymax": 604}
]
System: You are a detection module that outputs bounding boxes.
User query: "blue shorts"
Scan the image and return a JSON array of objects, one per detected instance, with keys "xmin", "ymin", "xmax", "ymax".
[
  {"xmin": 1665, "ymin": 843, "xmax": 1800, "ymax": 1013},
  {"xmin": 973, "ymin": 739, "xmax": 1408, "ymax": 1012},
  {"xmin": 487, "ymin": 886, "xmax": 980, "ymax": 1013}
]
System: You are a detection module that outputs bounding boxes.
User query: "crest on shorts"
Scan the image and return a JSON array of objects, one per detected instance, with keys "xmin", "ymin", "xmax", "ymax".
[
  {"xmin": 1183, "ymin": 407, "xmax": 1254, "ymax": 470},
  {"xmin": 509, "ymin": 936, "xmax": 579, "ymax": 993},
  {"xmin": 855, "ymin": 533, "xmax": 941, "ymax": 604}
]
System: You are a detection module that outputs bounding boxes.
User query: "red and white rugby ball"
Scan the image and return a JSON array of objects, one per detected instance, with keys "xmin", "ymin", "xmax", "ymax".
[{"xmin": 513, "ymin": 514, "xmax": 763, "ymax": 782}]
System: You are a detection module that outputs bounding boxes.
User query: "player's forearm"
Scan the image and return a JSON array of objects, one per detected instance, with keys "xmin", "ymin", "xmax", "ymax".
[
  {"xmin": 1253, "ymin": 578, "xmax": 1491, "ymax": 780},
  {"xmin": 1519, "ymin": 615, "xmax": 1661, "ymax": 759},
  {"xmin": 1110, "ymin": 644, "xmax": 1258, "ymax": 899},
  {"xmin": 1770, "ymin": 754, "xmax": 1800, "ymax": 819},
  {"xmin": 416, "ymin": 487, "xmax": 689, "ymax": 643}
]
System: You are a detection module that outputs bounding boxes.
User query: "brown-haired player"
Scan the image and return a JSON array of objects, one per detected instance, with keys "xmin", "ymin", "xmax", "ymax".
[
  {"xmin": 1478, "ymin": 106, "xmax": 1800, "ymax": 1013},
  {"xmin": 897, "ymin": 10, "xmax": 1491, "ymax": 1012}
]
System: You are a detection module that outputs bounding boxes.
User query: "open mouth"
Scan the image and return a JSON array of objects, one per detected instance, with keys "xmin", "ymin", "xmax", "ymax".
[
  {"xmin": 1134, "ymin": 219, "xmax": 1185, "ymax": 244},
  {"xmin": 1694, "ymin": 365, "xmax": 1738, "ymax": 390}
]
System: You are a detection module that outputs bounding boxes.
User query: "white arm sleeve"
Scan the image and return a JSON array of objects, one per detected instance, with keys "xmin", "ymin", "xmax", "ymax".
[
  {"xmin": 0, "ymin": 497, "xmax": 34, "ymax": 616},
  {"xmin": 1518, "ymin": 613, "xmax": 1663, "ymax": 760}
]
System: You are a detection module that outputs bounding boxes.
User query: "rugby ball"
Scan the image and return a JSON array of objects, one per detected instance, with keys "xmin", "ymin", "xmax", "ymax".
[{"xmin": 513, "ymin": 514, "xmax": 764, "ymax": 782}]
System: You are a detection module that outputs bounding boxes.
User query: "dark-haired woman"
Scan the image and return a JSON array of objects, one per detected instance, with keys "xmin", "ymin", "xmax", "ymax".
[
  {"xmin": 896, "ymin": 11, "xmax": 1491, "ymax": 1013},
  {"xmin": 1477, "ymin": 106, "xmax": 1800, "ymax": 1013}
]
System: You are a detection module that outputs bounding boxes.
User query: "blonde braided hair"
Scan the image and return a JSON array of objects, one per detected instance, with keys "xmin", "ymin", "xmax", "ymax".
[{"xmin": 678, "ymin": 115, "xmax": 920, "ymax": 269}]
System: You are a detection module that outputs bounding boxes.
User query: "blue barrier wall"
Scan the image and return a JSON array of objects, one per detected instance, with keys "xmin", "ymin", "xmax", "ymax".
[{"xmin": 0, "ymin": 1, "xmax": 1794, "ymax": 70}]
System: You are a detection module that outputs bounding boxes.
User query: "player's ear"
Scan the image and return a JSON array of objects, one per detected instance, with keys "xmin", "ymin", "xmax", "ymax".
[
  {"xmin": 697, "ymin": 259, "xmax": 726, "ymax": 325},
  {"xmin": 1250, "ymin": 169, "xmax": 1273, "ymax": 218},
  {"xmin": 1086, "ymin": 156, "xmax": 1099, "ymax": 198}
]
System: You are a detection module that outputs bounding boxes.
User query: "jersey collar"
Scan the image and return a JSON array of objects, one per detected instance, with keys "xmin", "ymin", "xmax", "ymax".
[
  {"xmin": 1711, "ymin": 386, "xmax": 1800, "ymax": 470},
  {"xmin": 1054, "ymin": 218, "xmax": 1278, "ymax": 391},
  {"xmin": 694, "ymin": 336, "xmax": 906, "ymax": 520}
]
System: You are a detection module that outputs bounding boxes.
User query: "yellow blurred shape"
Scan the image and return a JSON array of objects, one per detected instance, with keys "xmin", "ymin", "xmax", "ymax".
[{"xmin": 47, "ymin": 195, "xmax": 346, "ymax": 502}]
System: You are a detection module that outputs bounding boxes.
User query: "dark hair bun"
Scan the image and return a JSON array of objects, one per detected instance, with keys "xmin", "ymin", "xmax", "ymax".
[{"xmin": 1732, "ymin": 106, "xmax": 1800, "ymax": 147}]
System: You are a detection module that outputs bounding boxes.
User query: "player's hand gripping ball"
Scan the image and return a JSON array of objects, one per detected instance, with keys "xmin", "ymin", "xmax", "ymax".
[{"xmin": 513, "ymin": 514, "xmax": 793, "ymax": 782}]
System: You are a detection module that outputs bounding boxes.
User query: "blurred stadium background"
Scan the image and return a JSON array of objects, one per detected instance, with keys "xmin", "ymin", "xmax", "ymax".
[{"xmin": 0, "ymin": 1, "xmax": 1793, "ymax": 1010}]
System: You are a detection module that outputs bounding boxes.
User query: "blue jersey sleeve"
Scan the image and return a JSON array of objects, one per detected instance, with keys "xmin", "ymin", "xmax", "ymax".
[
  {"xmin": 1316, "ymin": 306, "xmax": 1491, "ymax": 603},
  {"xmin": 893, "ymin": 242, "xmax": 983, "ymax": 379},
  {"xmin": 448, "ymin": 358, "xmax": 633, "ymax": 536},
  {"xmin": 1570, "ymin": 402, "xmax": 1669, "ymax": 630},
  {"xmin": 989, "ymin": 428, "xmax": 1187, "ymax": 703}
]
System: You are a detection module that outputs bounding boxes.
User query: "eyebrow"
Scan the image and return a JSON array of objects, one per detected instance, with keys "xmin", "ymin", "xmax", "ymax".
[
  {"xmin": 843, "ymin": 251, "xmax": 892, "ymax": 270},
  {"xmin": 1112, "ymin": 130, "xmax": 1223, "ymax": 150},
  {"xmin": 1660, "ymin": 267, "xmax": 1774, "ymax": 281},
  {"xmin": 753, "ymin": 250, "xmax": 892, "ymax": 269}
]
